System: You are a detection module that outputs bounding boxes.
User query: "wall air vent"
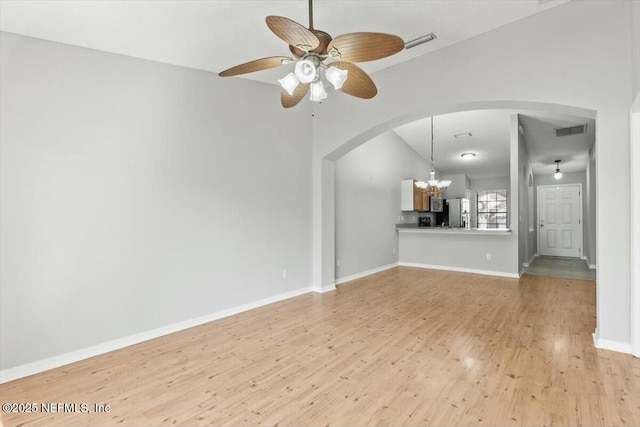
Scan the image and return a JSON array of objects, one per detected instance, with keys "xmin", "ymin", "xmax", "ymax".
[{"xmin": 555, "ymin": 124, "xmax": 587, "ymax": 137}]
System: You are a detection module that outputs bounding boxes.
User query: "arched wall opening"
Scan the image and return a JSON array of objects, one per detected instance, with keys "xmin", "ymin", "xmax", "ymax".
[
  {"xmin": 309, "ymin": 0, "xmax": 633, "ymax": 353},
  {"xmin": 315, "ymin": 100, "xmax": 599, "ymax": 340}
]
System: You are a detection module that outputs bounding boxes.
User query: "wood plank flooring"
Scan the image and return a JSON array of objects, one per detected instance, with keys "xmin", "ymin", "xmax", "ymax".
[{"xmin": 1, "ymin": 267, "xmax": 638, "ymax": 426}]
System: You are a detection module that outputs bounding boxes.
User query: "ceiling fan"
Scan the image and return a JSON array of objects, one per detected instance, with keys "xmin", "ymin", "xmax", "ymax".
[{"xmin": 218, "ymin": 0, "xmax": 405, "ymax": 108}]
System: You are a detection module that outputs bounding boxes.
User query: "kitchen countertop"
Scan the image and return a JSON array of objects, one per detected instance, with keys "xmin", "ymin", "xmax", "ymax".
[{"xmin": 396, "ymin": 224, "xmax": 512, "ymax": 235}]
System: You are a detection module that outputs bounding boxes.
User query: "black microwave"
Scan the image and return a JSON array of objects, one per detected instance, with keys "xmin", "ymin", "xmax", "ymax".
[{"xmin": 430, "ymin": 197, "xmax": 444, "ymax": 212}]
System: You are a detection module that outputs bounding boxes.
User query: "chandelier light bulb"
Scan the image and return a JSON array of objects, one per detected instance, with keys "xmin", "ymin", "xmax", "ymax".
[
  {"xmin": 309, "ymin": 81, "xmax": 328, "ymax": 102},
  {"xmin": 427, "ymin": 170, "xmax": 438, "ymax": 186},
  {"xmin": 278, "ymin": 72, "xmax": 300, "ymax": 96},
  {"xmin": 294, "ymin": 59, "xmax": 317, "ymax": 84},
  {"xmin": 325, "ymin": 66, "xmax": 349, "ymax": 90}
]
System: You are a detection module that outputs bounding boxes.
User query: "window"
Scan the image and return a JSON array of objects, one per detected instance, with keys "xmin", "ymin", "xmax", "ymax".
[{"xmin": 477, "ymin": 190, "xmax": 508, "ymax": 229}]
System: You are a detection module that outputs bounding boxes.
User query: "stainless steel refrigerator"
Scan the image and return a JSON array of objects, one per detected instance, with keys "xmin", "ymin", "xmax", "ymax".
[{"xmin": 446, "ymin": 198, "xmax": 470, "ymax": 228}]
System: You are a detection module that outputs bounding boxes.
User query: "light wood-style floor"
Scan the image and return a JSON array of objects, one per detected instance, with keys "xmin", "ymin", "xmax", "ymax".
[{"xmin": 1, "ymin": 267, "xmax": 638, "ymax": 427}]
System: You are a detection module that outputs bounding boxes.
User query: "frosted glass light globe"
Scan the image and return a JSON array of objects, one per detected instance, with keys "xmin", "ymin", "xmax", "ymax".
[
  {"xmin": 278, "ymin": 72, "xmax": 300, "ymax": 96},
  {"xmin": 325, "ymin": 66, "xmax": 348, "ymax": 90},
  {"xmin": 294, "ymin": 59, "xmax": 317, "ymax": 84},
  {"xmin": 309, "ymin": 81, "xmax": 328, "ymax": 102}
]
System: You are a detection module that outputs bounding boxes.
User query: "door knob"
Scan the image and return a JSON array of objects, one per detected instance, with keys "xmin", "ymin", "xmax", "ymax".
[{"xmin": 540, "ymin": 224, "xmax": 544, "ymax": 227}]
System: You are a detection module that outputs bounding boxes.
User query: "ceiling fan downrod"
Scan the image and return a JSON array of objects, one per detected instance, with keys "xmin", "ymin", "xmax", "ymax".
[{"xmin": 308, "ymin": 0, "xmax": 314, "ymax": 30}]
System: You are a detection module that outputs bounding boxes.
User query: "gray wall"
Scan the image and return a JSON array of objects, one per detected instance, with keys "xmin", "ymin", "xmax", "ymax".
[
  {"xmin": 586, "ymin": 147, "xmax": 597, "ymax": 266},
  {"xmin": 441, "ymin": 173, "xmax": 470, "ymax": 198},
  {"xmin": 399, "ymin": 231, "xmax": 517, "ymax": 276},
  {"xmin": 517, "ymin": 116, "xmax": 536, "ymax": 269},
  {"xmin": 0, "ymin": 33, "xmax": 313, "ymax": 370},
  {"xmin": 534, "ymin": 171, "xmax": 589, "ymax": 261},
  {"xmin": 633, "ymin": 0, "xmax": 640, "ymax": 99},
  {"xmin": 334, "ymin": 131, "xmax": 428, "ymax": 280}
]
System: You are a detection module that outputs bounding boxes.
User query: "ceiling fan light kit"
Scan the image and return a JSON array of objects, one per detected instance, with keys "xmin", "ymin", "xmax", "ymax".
[{"xmin": 218, "ymin": 0, "xmax": 404, "ymax": 108}]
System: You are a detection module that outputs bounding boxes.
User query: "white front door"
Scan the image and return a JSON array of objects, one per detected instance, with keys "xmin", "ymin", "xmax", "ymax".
[{"xmin": 538, "ymin": 184, "xmax": 583, "ymax": 257}]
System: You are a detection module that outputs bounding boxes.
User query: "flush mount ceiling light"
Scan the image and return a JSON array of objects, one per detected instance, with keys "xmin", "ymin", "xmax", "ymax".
[
  {"xmin": 554, "ymin": 160, "xmax": 563, "ymax": 180},
  {"xmin": 461, "ymin": 152, "xmax": 476, "ymax": 160},
  {"xmin": 416, "ymin": 116, "xmax": 452, "ymax": 197},
  {"xmin": 218, "ymin": 0, "xmax": 405, "ymax": 108}
]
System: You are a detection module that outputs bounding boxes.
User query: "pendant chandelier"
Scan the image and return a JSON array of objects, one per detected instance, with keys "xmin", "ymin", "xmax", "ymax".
[
  {"xmin": 553, "ymin": 160, "xmax": 563, "ymax": 180},
  {"xmin": 416, "ymin": 116, "xmax": 451, "ymax": 197}
]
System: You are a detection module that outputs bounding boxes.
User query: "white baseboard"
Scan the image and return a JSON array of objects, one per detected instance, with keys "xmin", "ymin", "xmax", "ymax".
[
  {"xmin": 522, "ymin": 253, "xmax": 538, "ymax": 268},
  {"xmin": 0, "ymin": 285, "xmax": 313, "ymax": 384},
  {"xmin": 592, "ymin": 329, "xmax": 632, "ymax": 354},
  {"xmin": 335, "ymin": 262, "xmax": 399, "ymax": 286},
  {"xmin": 399, "ymin": 262, "xmax": 520, "ymax": 279},
  {"xmin": 313, "ymin": 284, "xmax": 336, "ymax": 293},
  {"xmin": 580, "ymin": 256, "xmax": 597, "ymax": 270}
]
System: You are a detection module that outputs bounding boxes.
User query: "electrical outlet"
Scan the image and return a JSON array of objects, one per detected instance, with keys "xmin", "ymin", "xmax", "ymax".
[
  {"xmin": 392, "ymin": 248, "xmax": 397, "ymax": 254},
  {"xmin": 282, "ymin": 269, "xmax": 288, "ymax": 278},
  {"xmin": 486, "ymin": 253, "xmax": 492, "ymax": 261},
  {"xmin": 336, "ymin": 259, "xmax": 340, "ymax": 267}
]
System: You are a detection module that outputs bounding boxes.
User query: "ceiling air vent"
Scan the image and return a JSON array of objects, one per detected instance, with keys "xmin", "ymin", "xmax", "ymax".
[{"xmin": 556, "ymin": 124, "xmax": 587, "ymax": 137}]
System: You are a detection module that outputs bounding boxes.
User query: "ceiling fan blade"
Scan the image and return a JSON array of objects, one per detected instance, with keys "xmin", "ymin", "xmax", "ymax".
[
  {"xmin": 332, "ymin": 62, "xmax": 377, "ymax": 99},
  {"xmin": 266, "ymin": 16, "xmax": 319, "ymax": 52},
  {"xmin": 218, "ymin": 56, "xmax": 293, "ymax": 77},
  {"xmin": 327, "ymin": 32, "xmax": 404, "ymax": 62},
  {"xmin": 282, "ymin": 83, "xmax": 310, "ymax": 108}
]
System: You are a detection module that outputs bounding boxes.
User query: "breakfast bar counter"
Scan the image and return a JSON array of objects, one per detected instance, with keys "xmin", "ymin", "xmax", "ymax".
[
  {"xmin": 395, "ymin": 224, "xmax": 518, "ymax": 277},
  {"xmin": 396, "ymin": 224, "xmax": 511, "ymax": 235}
]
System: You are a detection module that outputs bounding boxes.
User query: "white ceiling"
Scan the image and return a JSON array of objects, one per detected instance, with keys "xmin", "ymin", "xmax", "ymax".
[
  {"xmin": 1, "ymin": 0, "xmax": 589, "ymax": 179},
  {"xmin": 393, "ymin": 110, "xmax": 595, "ymax": 180},
  {"xmin": 519, "ymin": 113, "xmax": 595, "ymax": 176},
  {"xmin": 0, "ymin": 0, "xmax": 569, "ymax": 85}
]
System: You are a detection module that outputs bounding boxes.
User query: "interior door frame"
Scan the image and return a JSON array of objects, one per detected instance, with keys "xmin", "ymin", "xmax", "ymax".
[
  {"xmin": 630, "ymin": 94, "xmax": 640, "ymax": 357},
  {"xmin": 536, "ymin": 183, "xmax": 584, "ymax": 258}
]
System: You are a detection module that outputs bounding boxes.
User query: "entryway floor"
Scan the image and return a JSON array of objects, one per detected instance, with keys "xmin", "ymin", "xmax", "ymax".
[{"xmin": 524, "ymin": 256, "xmax": 596, "ymax": 281}]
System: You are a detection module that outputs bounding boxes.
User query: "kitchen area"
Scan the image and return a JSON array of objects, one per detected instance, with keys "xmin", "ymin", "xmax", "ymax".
[
  {"xmin": 395, "ymin": 177, "xmax": 516, "ymax": 278},
  {"xmin": 397, "ymin": 177, "xmax": 510, "ymax": 231},
  {"xmin": 398, "ymin": 178, "xmax": 471, "ymax": 229}
]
